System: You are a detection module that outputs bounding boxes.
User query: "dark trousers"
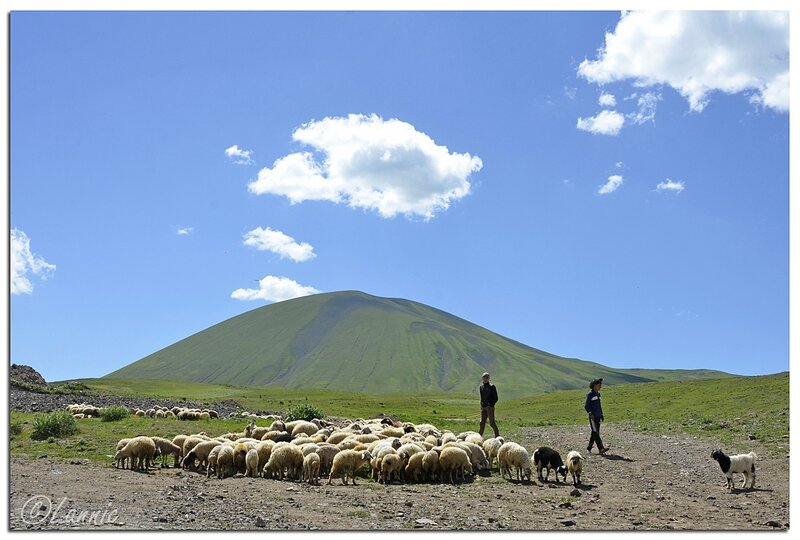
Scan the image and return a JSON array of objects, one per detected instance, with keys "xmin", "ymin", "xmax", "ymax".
[
  {"xmin": 479, "ymin": 405, "xmax": 499, "ymax": 437},
  {"xmin": 588, "ymin": 416, "xmax": 604, "ymax": 450}
]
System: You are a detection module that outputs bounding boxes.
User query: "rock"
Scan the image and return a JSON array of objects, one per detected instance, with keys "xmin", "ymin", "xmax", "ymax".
[
  {"xmin": 570, "ymin": 489, "xmax": 582, "ymax": 497},
  {"xmin": 748, "ymin": 434, "xmax": 757, "ymax": 440},
  {"xmin": 415, "ymin": 518, "xmax": 437, "ymax": 526},
  {"xmin": 561, "ymin": 520, "xmax": 577, "ymax": 526},
  {"xmin": 255, "ymin": 516, "xmax": 267, "ymax": 528},
  {"xmin": 765, "ymin": 521, "xmax": 783, "ymax": 528},
  {"xmin": 558, "ymin": 502, "xmax": 573, "ymax": 509}
]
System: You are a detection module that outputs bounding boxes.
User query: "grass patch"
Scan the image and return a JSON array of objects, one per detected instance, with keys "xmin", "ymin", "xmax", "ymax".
[
  {"xmin": 347, "ymin": 510, "xmax": 370, "ymax": 518},
  {"xmin": 30, "ymin": 411, "xmax": 78, "ymax": 440}
]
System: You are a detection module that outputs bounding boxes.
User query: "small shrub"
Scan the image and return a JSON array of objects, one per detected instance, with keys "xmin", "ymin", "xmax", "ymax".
[
  {"xmin": 31, "ymin": 411, "xmax": 78, "ymax": 440},
  {"xmin": 285, "ymin": 403, "xmax": 324, "ymax": 422},
  {"xmin": 10, "ymin": 420, "xmax": 23, "ymax": 437},
  {"xmin": 100, "ymin": 405, "xmax": 129, "ymax": 422}
]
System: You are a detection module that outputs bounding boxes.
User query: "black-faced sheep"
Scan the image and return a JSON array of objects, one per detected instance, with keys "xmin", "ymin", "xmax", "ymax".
[
  {"xmin": 498, "ymin": 442, "xmax": 533, "ymax": 482},
  {"xmin": 532, "ymin": 446, "xmax": 567, "ymax": 483},
  {"xmin": 711, "ymin": 449, "xmax": 757, "ymax": 490},
  {"xmin": 566, "ymin": 450, "xmax": 584, "ymax": 486},
  {"xmin": 328, "ymin": 450, "xmax": 373, "ymax": 485}
]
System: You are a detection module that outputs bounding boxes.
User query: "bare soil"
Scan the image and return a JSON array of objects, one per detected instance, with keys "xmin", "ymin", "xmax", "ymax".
[{"xmin": 9, "ymin": 424, "xmax": 788, "ymax": 531}]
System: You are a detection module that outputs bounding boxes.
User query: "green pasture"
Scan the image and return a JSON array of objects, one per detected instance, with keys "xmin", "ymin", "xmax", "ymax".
[{"xmin": 11, "ymin": 372, "xmax": 788, "ymax": 464}]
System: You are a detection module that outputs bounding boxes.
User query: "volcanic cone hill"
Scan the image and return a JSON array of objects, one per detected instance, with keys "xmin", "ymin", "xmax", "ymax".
[{"xmin": 106, "ymin": 291, "xmax": 730, "ymax": 398}]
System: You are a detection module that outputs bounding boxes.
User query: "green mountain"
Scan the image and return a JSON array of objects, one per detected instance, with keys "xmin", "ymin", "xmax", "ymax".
[{"xmin": 106, "ymin": 291, "xmax": 732, "ymax": 398}]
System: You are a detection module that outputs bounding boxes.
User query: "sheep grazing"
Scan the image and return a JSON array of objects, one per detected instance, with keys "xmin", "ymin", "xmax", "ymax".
[
  {"xmin": 151, "ymin": 437, "xmax": 183, "ymax": 468},
  {"xmin": 328, "ymin": 450, "xmax": 373, "ymax": 486},
  {"xmin": 498, "ymin": 442, "xmax": 533, "ymax": 482},
  {"xmin": 315, "ymin": 444, "xmax": 340, "ymax": 477},
  {"xmin": 244, "ymin": 448, "xmax": 260, "ymax": 478},
  {"xmin": 404, "ymin": 452, "xmax": 425, "ymax": 483},
  {"xmin": 114, "ymin": 436, "xmax": 157, "ymax": 472},
  {"xmin": 422, "ymin": 449, "xmax": 440, "ymax": 482},
  {"xmin": 379, "ymin": 452, "xmax": 408, "ymax": 484},
  {"xmin": 183, "ymin": 440, "xmax": 222, "ymax": 471},
  {"xmin": 114, "ymin": 438, "xmax": 132, "ymax": 468},
  {"xmin": 303, "ymin": 453, "xmax": 321, "ymax": 484},
  {"xmin": 532, "ymin": 446, "xmax": 567, "ymax": 483},
  {"xmin": 438, "ymin": 447, "xmax": 472, "ymax": 484},
  {"xmin": 566, "ymin": 450, "xmax": 585, "ymax": 486},
  {"xmin": 216, "ymin": 445, "xmax": 236, "ymax": 479},
  {"xmin": 263, "ymin": 444, "xmax": 304, "ymax": 481},
  {"xmin": 711, "ymin": 449, "xmax": 757, "ymax": 490}
]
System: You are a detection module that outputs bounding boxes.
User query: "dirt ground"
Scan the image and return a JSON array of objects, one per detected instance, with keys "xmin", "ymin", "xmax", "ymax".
[{"xmin": 9, "ymin": 424, "xmax": 789, "ymax": 531}]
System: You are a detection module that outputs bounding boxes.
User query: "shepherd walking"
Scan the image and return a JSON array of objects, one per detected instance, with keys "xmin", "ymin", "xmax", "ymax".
[
  {"xmin": 585, "ymin": 377, "xmax": 609, "ymax": 454},
  {"xmin": 479, "ymin": 372, "xmax": 500, "ymax": 438}
]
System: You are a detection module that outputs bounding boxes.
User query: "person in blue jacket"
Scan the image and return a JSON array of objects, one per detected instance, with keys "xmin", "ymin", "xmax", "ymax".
[{"xmin": 584, "ymin": 378, "xmax": 609, "ymax": 454}]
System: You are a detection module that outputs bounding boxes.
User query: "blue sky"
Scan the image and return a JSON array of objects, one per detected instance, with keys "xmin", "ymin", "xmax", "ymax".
[{"xmin": 10, "ymin": 10, "xmax": 790, "ymax": 382}]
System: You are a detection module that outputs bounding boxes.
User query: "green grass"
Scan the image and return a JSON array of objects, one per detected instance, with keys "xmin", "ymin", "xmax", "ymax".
[
  {"xmin": 11, "ymin": 372, "xmax": 788, "ymax": 464},
  {"xmin": 30, "ymin": 411, "xmax": 78, "ymax": 440}
]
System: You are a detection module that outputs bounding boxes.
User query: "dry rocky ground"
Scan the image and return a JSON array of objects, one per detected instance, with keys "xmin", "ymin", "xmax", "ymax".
[{"xmin": 9, "ymin": 424, "xmax": 789, "ymax": 531}]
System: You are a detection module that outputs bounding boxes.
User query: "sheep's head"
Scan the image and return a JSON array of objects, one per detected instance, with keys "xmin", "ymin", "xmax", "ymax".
[
  {"xmin": 390, "ymin": 438, "xmax": 402, "ymax": 449},
  {"xmin": 522, "ymin": 467, "xmax": 533, "ymax": 482}
]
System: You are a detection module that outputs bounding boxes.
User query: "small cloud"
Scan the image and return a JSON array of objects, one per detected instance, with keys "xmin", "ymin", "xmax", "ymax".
[
  {"xmin": 11, "ymin": 228, "xmax": 56, "ymax": 295},
  {"xmin": 564, "ymin": 87, "xmax": 577, "ymax": 100},
  {"xmin": 656, "ymin": 179, "xmax": 685, "ymax": 194},
  {"xmin": 243, "ymin": 227, "xmax": 316, "ymax": 262},
  {"xmin": 628, "ymin": 92, "xmax": 662, "ymax": 125},
  {"xmin": 598, "ymin": 175, "xmax": 624, "ymax": 195},
  {"xmin": 230, "ymin": 275, "xmax": 319, "ymax": 303},
  {"xmin": 615, "ymin": 161, "xmax": 625, "ymax": 169},
  {"xmin": 225, "ymin": 145, "xmax": 255, "ymax": 165},
  {"xmin": 599, "ymin": 92, "xmax": 617, "ymax": 107},
  {"xmin": 576, "ymin": 110, "xmax": 625, "ymax": 136},
  {"xmin": 177, "ymin": 227, "xmax": 194, "ymax": 236}
]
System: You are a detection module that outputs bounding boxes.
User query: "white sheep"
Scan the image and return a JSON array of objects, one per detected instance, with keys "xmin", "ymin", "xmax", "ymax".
[
  {"xmin": 245, "ymin": 448, "xmax": 260, "ymax": 478},
  {"xmin": 404, "ymin": 452, "xmax": 425, "ymax": 483},
  {"xmin": 711, "ymin": 449, "xmax": 757, "ymax": 490},
  {"xmin": 303, "ymin": 453, "xmax": 321, "ymax": 484},
  {"xmin": 422, "ymin": 449, "xmax": 440, "ymax": 482},
  {"xmin": 114, "ymin": 438, "xmax": 132, "ymax": 469},
  {"xmin": 216, "ymin": 445, "xmax": 236, "ymax": 479},
  {"xmin": 263, "ymin": 444, "xmax": 304, "ymax": 480},
  {"xmin": 151, "ymin": 437, "xmax": 183, "ymax": 468},
  {"xmin": 566, "ymin": 450, "xmax": 584, "ymax": 486},
  {"xmin": 438, "ymin": 447, "xmax": 471, "ymax": 484},
  {"xmin": 498, "ymin": 442, "xmax": 532, "ymax": 482},
  {"xmin": 315, "ymin": 444, "xmax": 340, "ymax": 477},
  {"xmin": 183, "ymin": 440, "xmax": 222, "ymax": 470},
  {"xmin": 328, "ymin": 450, "xmax": 373, "ymax": 485},
  {"xmin": 114, "ymin": 436, "xmax": 157, "ymax": 472},
  {"xmin": 483, "ymin": 436, "xmax": 505, "ymax": 469},
  {"xmin": 379, "ymin": 452, "xmax": 407, "ymax": 484}
]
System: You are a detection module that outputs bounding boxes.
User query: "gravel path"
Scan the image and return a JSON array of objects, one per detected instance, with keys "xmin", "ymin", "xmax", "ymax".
[{"xmin": 9, "ymin": 424, "xmax": 789, "ymax": 531}]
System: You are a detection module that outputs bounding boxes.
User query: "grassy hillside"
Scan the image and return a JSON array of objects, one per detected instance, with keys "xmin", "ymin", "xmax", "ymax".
[
  {"xmin": 105, "ymin": 291, "xmax": 730, "ymax": 398},
  {"xmin": 14, "ymin": 373, "xmax": 788, "ymax": 464}
]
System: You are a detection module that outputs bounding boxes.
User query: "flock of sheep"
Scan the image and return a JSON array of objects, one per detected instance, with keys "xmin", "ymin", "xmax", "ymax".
[
  {"xmin": 68, "ymin": 403, "xmax": 220, "ymax": 421},
  {"xmin": 110, "ymin": 413, "xmax": 587, "ymax": 487}
]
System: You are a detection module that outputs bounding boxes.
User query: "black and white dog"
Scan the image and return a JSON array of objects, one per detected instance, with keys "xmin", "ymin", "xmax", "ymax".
[{"xmin": 711, "ymin": 449, "xmax": 757, "ymax": 490}]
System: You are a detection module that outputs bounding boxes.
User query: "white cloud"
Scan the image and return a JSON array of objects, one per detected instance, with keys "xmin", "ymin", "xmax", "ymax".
[
  {"xmin": 177, "ymin": 227, "xmax": 194, "ymax": 236},
  {"xmin": 225, "ymin": 144, "xmax": 255, "ymax": 165},
  {"xmin": 243, "ymin": 227, "xmax": 316, "ymax": 262},
  {"xmin": 576, "ymin": 110, "xmax": 625, "ymax": 136},
  {"xmin": 599, "ymin": 92, "xmax": 617, "ymax": 107},
  {"xmin": 628, "ymin": 92, "xmax": 662, "ymax": 125},
  {"xmin": 11, "ymin": 228, "xmax": 56, "ymax": 295},
  {"xmin": 598, "ymin": 175, "xmax": 624, "ymax": 195},
  {"xmin": 615, "ymin": 161, "xmax": 624, "ymax": 169},
  {"xmin": 247, "ymin": 114, "xmax": 483, "ymax": 220},
  {"xmin": 656, "ymin": 179, "xmax": 685, "ymax": 194},
  {"xmin": 230, "ymin": 275, "xmax": 319, "ymax": 303},
  {"xmin": 564, "ymin": 87, "xmax": 577, "ymax": 100},
  {"xmin": 578, "ymin": 11, "xmax": 789, "ymax": 112}
]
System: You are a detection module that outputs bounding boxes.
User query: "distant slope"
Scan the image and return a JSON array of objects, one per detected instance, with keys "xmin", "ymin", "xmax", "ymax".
[{"xmin": 106, "ymin": 291, "xmax": 732, "ymax": 398}]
